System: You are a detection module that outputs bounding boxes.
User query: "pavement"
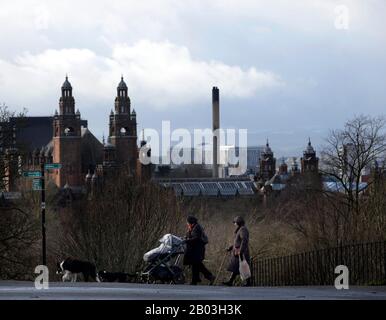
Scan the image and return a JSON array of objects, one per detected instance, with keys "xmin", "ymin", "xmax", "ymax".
[{"xmin": 0, "ymin": 281, "xmax": 385, "ymax": 300}]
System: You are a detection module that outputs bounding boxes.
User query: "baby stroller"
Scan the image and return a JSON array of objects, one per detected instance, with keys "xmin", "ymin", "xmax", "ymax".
[{"xmin": 141, "ymin": 234, "xmax": 186, "ymax": 284}]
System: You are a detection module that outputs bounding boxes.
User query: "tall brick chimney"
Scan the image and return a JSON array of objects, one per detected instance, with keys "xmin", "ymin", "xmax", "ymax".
[{"xmin": 212, "ymin": 87, "xmax": 219, "ymax": 178}]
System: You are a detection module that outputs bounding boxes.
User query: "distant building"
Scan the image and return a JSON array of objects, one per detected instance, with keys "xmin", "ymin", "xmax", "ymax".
[
  {"xmin": 157, "ymin": 176, "xmax": 256, "ymax": 197},
  {"xmin": 278, "ymin": 157, "xmax": 288, "ymax": 175},
  {"xmin": 1, "ymin": 76, "xmax": 151, "ymax": 193},
  {"xmin": 300, "ymin": 138, "xmax": 319, "ymax": 174},
  {"xmin": 155, "ymin": 145, "xmax": 264, "ymax": 179},
  {"xmin": 290, "ymin": 157, "xmax": 300, "ymax": 175},
  {"xmin": 247, "ymin": 146, "xmax": 264, "ymax": 174},
  {"xmin": 259, "ymin": 140, "xmax": 276, "ymax": 181}
]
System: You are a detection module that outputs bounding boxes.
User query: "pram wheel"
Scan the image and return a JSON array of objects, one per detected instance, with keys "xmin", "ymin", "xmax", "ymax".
[
  {"xmin": 172, "ymin": 272, "xmax": 185, "ymax": 284},
  {"xmin": 142, "ymin": 234, "xmax": 186, "ymax": 285},
  {"xmin": 170, "ymin": 266, "xmax": 185, "ymax": 284}
]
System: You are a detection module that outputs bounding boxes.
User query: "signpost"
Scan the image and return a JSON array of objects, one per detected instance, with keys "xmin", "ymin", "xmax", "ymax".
[
  {"xmin": 40, "ymin": 162, "xmax": 46, "ymax": 266},
  {"xmin": 32, "ymin": 178, "xmax": 42, "ymax": 191},
  {"xmin": 0, "ymin": 192, "xmax": 22, "ymax": 200},
  {"xmin": 44, "ymin": 163, "xmax": 62, "ymax": 170},
  {"xmin": 22, "ymin": 171, "xmax": 41, "ymax": 178},
  {"xmin": 22, "ymin": 162, "xmax": 61, "ymax": 266}
]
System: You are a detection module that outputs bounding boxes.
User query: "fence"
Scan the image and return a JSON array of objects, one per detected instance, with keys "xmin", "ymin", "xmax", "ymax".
[{"xmin": 250, "ymin": 241, "xmax": 386, "ymax": 286}]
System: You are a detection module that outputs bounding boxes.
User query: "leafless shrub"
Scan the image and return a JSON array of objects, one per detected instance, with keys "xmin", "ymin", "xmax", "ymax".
[
  {"xmin": 52, "ymin": 172, "xmax": 184, "ymax": 275},
  {"xmin": 0, "ymin": 196, "xmax": 40, "ymax": 280},
  {"xmin": 270, "ymin": 115, "xmax": 386, "ymax": 250}
]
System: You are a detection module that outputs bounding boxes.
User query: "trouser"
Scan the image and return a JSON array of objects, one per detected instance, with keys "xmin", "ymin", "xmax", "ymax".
[
  {"xmin": 191, "ymin": 262, "xmax": 213, "ymax": 284},
  {"xmin": 227, "ymin": 272, "xmax": 252, "ymax": 286}
]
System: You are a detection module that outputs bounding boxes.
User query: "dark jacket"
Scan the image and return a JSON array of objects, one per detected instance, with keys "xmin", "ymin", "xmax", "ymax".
[
  {"xmin": 183, "ymin": 223, "xmax": 206, "ymax": 265},
  {"xmin": 227, "ymin": 225, "xmax": 250, "ymax": 273}
]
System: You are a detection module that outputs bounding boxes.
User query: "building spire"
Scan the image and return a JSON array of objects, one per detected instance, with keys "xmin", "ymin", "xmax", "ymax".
[{"xmin": 61, "ymin": 75, "xmax": 72, "ymax": 91}]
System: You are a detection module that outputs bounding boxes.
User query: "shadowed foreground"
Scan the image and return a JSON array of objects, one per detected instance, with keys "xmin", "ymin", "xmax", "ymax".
[{"xmin": 0, "ymin": 281, "xmax": 385, "ymax": 300}]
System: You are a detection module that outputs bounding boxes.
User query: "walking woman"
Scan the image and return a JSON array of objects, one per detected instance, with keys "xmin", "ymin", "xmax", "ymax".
[
  {"xmin": 223, "ymin": 216, "xmax": 251, "ymax": 286},
  {"xmin": 183, "ymin": 215, "xmax": 215, "ymax": 285}
]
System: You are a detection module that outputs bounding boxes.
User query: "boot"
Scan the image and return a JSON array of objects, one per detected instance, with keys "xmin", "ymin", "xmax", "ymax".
[
  {"xmin": 242, "ymin": 278, "xmax": 252, "ymax": 287},
  {"xmin": 222, "ymin": 273, "xmax": 236, "ymax": 286},
  {"xmin": 208, "ymin": 274, "xmax": 216, "ymax": 286},
  {"xmin": 222, "ymin": 279, "xmax": 233, "ymax": 286}
]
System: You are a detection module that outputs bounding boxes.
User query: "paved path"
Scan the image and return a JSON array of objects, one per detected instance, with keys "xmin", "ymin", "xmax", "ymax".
[{"xmin": 0, "ymin": 281, "xmax": 385, "ymax": 300}]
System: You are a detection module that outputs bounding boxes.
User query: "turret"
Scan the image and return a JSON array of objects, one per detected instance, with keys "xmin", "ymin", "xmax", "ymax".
[
  {"xmin": 59, "ymin": 75, "xmax": 75, "ymax": 115},
  {"xmin": 301, "ymin": 138, "xmax": 319, "ymax": 173}
]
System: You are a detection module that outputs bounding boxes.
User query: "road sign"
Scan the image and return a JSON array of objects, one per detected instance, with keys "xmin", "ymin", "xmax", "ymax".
[
  {"xmin": 32, "ymin": 178, "xmax": 43, "ymax": 191},
  {"xmin": 0, "ymin": 192, "xmax": 22, "ymax": 200},
  {"xmin": 44, "ymin": 163, "xmax": 62, "ymax": 170},
  {"xmin": 22, "ymin": 171, "xmax": 41, "ymax": 178}
]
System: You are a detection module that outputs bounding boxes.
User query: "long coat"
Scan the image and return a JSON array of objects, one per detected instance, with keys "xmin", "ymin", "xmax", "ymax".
[
  {"xmin": 183, "ymin": 223, "xmax": 206, "ymax": 265},
  {"xmin": 227, "ymin": 225, "xmax": 250, "ymax": 273}
]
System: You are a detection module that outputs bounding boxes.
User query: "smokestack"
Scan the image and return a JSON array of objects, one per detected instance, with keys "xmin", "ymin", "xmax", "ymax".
[{"xmin": 212, "ymin": 86, "xmax": 219, "ymax": 178}]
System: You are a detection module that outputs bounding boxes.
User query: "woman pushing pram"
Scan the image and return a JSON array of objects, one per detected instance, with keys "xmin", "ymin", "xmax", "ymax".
[{"xmin": 141, "ymin": 215, "xmax": 215, "ymax": 285}]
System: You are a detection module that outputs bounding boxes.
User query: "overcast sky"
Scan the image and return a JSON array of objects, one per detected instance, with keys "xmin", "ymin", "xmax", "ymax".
[{"xmin": 0, "ymin": 0, "xmax": 385, "ymax": 157}]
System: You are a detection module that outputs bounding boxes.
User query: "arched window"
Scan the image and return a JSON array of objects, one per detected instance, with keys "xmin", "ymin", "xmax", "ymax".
[{"xmin": 64, "ymin": 127, "xmax": 75, "ymax": 136}]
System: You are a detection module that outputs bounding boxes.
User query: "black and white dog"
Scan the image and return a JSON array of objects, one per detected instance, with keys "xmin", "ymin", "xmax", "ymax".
[
  {"xmin": 97, "ymin": 270, "xmax": 136, "ymax": 283},
  {"xmin": 57, "ymin": 258, "xmax": 99, "ymax": 282}
]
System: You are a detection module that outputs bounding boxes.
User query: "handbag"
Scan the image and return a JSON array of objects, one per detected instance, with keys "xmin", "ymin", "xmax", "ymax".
[
  {"xmin": 239, "ymin": 255, "xmax": 251, "ymax": 280},
  {"xmin": 201, "ymin": 229, "xmax": 209, "ymax": 244}
]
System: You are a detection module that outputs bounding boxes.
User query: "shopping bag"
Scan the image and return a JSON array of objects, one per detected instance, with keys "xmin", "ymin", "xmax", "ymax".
[{"xmin": 239, "ymin": 255, "xmax": 251, "ymax": 280}]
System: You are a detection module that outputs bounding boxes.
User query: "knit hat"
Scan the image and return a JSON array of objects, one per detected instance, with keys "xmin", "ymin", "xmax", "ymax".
[
  {"xmin": 233, "ymin": 216, "xmax": 245, "ymax": 226},
  {"xmin": 187, "ymin": 215, "xmax": 198, "ymax": 224}
]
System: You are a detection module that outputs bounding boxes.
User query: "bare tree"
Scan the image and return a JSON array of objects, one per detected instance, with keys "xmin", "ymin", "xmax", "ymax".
[
  {"xmin": 272, "ymin": 116, "xmax": 386, "ymax": 249},
  {"xmin": 0, "ymin": 195, "xmax": 40, "ymax": 279},
  {"xmin": 0, "ymin": 105, "xmax": 39, "ymax": 280},
  {"xmin": 320, "ymin": 115, "xmax": 386, "ymax": 241},
  {"xmin": 270, "ymin": 173, "xmax": 340, "ymax": 249},
  {"xmin": 0, "ymin": 103, "xmax": 27, "ymax": 190},
  {"xmin": 52, "ymin": 171, "xmax": 184, "ymax": 276}
]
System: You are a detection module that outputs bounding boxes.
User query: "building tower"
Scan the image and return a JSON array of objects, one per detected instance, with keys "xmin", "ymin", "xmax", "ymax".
[
  {"xmin": 290, "ymin": 157, "xmax": 300, "ymax": 175},
  {"xmin": 109, "ymin": 76, "xmax": 137, "ymax": 173},
  {"xmin": 259, "ymin": 140, "xmax": 276, "ymax": 181},
  {"xmin": 52, "ymin": 76, "xmax": 82, "ymax": 187},
  {"xmin": 278, "ymin": 157, "xmax": 288, "ymax": 175},
  {"xmin": 1, "ymin": 122, "xmax": 19, "ymax": 191},
  {"xmin": 300, "ymin": 138, "xmax": 319, "ymax": 174},
  {"xmin": 212, "ymin": 87, "xmax": 220, "ymax": 178},
  {"xmin": 137, "ymin": 132, "xmax": 152, "ymax": 183}
]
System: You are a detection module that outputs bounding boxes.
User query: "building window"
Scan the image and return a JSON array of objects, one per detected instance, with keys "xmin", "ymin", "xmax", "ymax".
[{"xmin": 64, "ymin": 127, "xmax": 75, "ymax": 136}]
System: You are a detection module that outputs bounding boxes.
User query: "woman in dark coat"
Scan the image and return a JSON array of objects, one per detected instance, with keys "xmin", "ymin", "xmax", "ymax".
[
  {"xmin": 223, "ymin": 216, "xmax": 251, "ymax": 286},
  {"xmin": 183, "ymin": 215, "xmax": 215, "ymax": 285}
]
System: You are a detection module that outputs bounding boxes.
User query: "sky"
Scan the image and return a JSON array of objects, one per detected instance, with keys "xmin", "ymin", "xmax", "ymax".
[{"xmin": 0, "ymin": 0, "xmax": 385, "ymax": 157}]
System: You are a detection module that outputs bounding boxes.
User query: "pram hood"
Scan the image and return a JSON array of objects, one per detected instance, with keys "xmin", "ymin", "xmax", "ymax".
[
  {"xmin": 143, "ymin": 234, "xmax": 184, "ymax": 262},
  {"xmin": 159, "ymin": 234, "xmax": 184, "ymax": 247}
]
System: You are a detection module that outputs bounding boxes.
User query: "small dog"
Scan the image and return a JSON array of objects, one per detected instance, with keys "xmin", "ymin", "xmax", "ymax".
[
  {"xmin": 57, "ymin": 257, "xmax": 99, "ymax": 282},
  {"xmin": 97, "ymin": 270, "xmax": 136, "ymax": 283}
]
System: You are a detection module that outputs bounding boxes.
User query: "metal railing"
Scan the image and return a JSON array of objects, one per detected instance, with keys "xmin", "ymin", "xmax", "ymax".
[{"xmin": 251, "ymin": 241, "xmax": 386, "ymax": 286}]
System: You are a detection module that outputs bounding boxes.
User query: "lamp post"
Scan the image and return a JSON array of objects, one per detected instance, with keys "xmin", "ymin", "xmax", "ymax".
[{"xmin": 40, "ymin": 160, "xmax": 46, "ymax": 266}]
